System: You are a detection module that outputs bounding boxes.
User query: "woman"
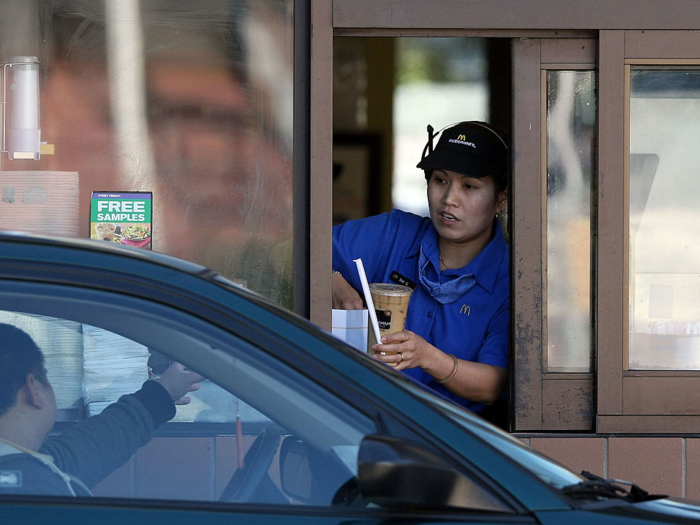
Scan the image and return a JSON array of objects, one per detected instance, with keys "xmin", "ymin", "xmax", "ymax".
[{"xmin": 332, "ymin": 121, "xmax": 509, "ymax": 414}]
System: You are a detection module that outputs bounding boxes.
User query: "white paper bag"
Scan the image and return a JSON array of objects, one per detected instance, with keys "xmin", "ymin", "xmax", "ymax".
[{"xmin": 332, "ymin": 309, "xmax": 368, "ymax": 352}]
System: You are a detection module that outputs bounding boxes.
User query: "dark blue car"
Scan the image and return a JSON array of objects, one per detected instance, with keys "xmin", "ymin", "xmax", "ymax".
[{"xmin": 1, "ymin": 231, "xmax": 699, "ymax": 524}]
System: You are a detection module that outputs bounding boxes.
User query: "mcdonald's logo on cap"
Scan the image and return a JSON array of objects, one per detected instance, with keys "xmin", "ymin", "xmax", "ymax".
[{"xmin": 447, "ymin": 134, "xmax": 476, "ymax": 148}]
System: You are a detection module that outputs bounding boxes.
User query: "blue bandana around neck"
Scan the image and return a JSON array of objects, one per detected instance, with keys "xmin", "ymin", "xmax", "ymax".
[{"xmin": 418, "ymin": 245, "xmax": 477, "ymax": 304}]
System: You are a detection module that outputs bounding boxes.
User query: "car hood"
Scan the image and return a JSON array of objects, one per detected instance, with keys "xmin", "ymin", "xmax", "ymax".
[
  {"xmin": 633, "ymin": 497, "xmax": 700, "ymax": 520},
  {"xmin": 586, "ymin": 496, "xmax": 700, "ymax": 522}
]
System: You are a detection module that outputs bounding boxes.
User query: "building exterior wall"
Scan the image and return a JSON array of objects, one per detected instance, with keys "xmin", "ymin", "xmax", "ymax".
[{"xmin": 522, "ymin": 434, "xmax": 700, "ymax": 499}]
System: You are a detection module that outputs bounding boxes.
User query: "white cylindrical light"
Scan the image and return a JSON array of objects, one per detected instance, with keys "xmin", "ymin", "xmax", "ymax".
[{"xmin": 7, "ymin": 55, "xmax": 41, "ymax": 160}]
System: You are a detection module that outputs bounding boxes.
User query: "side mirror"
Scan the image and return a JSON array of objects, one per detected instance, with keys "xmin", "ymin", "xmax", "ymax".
[
  {"xmin": 279, "ymin": 437, "xmax": 315, "ymax": 503},
  {"xmin": 279, "ymin": 436, "xmax": 353, "ymax": 505},
  {"xmin": 358, "ymin": 434, "xmax": 512, "ymax": 512}
]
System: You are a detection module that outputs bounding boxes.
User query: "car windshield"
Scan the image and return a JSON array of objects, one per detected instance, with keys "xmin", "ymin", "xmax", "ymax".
[{"xmin": 399, "ymin": 383, "xmax": 584, "ymax": 490}]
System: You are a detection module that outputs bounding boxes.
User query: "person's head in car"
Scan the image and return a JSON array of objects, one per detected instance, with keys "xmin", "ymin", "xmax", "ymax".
[{"xmin": 0, "ymin": 324, "xmax": 57, "ymax": 450}]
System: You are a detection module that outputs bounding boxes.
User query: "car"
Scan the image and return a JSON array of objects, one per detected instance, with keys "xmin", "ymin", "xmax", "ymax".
[{"xmin": 0, "ymin": 230, "xmax": 700, "ymax": 524}]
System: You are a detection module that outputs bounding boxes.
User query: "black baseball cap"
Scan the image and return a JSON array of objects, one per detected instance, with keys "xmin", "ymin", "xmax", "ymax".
[{"xmin": 416, "ymin": 121, "xmax": 508, "ymax": 178}]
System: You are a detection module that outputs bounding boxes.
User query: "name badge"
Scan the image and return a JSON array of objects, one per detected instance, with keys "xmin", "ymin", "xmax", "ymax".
[{"xmin": 390, "ymin": 271, "xmax": 417, "ymax": 290}]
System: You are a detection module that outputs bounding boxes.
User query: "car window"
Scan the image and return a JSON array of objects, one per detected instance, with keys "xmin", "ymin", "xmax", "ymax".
[{"xmin": 0, "ymin": 283, "xmax": 375, "ymax": 505}]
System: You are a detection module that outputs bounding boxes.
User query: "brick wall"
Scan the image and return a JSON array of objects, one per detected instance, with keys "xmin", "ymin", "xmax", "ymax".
[{"xmin": 521, "ymin": 434, "xmax": 700, "ymax": 499}]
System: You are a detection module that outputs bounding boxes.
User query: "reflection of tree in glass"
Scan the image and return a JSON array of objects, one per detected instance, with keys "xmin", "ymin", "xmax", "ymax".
[{"xmin": 397, "ymin": 38, "xmax": 487, "ymax": 85}]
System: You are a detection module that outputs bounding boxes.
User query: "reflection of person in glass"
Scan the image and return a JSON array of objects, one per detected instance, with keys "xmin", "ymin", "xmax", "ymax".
[
  {"xmin": 0, "ymin": 324, "xmax": 203, "ymax": 496},
  {"xmin": 40, "ymin": 6, "xmax": 293, "ymax": 306},
  {"xmin": 333, "ymin": 122, "xmax": 509, "ymax": 414}
]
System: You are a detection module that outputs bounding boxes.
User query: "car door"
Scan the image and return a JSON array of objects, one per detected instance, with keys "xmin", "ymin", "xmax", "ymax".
[{"xmin": 0, "ymin": 268, "xmax": 539, "ymax": 524}]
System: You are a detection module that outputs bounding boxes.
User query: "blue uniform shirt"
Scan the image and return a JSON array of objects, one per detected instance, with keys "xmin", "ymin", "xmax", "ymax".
[{"xmin": 333, "ymin": 209, "xmax": 509, "ymax": 413}]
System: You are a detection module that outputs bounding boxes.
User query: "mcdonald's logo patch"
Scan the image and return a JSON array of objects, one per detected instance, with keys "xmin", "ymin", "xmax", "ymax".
[
  {"xmin": 448, "ymin": 136, "xmax": 476, "ymax": 148},
  {"xmin": 460, "ymin": 305, "xmax": 471, "ymax": 315}
]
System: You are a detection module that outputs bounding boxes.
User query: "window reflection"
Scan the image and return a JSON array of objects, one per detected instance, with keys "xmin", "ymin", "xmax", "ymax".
[
  {"xmin": 629, "ymin": 68, "xmax": 700, "ymax": 370},
  {"xmin": 545, "ymin": 71, "xmax": 596, "ymax": 373},
  {"xmin": 0, "ymin": 1, "xmax": 294, "ymax": 308}
]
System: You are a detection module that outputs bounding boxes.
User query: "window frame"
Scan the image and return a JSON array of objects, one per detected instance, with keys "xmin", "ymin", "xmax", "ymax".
[
  {"xmin": 597, "ymin": 30, "xmax": 700, "ymax": 433},
  {"xmin": 0, "ymin": 281, "xmax": 374, "ymax": 436},
  {"xmin": 511, "ymin": 37, "xmax": 597, "ymax": 432}
]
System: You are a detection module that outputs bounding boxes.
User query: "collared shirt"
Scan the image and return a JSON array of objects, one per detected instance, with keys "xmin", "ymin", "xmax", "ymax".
[{"xmin": 333, "ymin": 209, "xmax": 509, "ymax": 413}]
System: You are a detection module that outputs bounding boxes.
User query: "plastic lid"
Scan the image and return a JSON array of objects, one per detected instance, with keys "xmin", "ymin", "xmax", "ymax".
[
  {"xmin": 11, "ymin": 56, "xmax": 39, "ymax": 64},
  {"xmin": 369, "ymin": 283, "xmax": 413, "ymax": 296}
]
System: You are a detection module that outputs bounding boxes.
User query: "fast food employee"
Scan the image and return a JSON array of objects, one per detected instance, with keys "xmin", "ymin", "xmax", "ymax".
[{"xmin": 332, "ymin": 121, "xmax": 509, "ymax": 414}]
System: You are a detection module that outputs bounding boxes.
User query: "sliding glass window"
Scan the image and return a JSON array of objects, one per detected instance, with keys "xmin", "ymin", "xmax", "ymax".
[
  {"xmin": 628, "ymin": 67, "xmax": 700, "ymax": 370},
  {"xmin": 545, "ymin": 70, "xmax": 596, "ymax": 373}
]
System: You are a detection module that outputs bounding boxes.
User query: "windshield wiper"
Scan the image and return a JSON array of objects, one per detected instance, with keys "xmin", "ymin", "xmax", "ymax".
[{"xmin": 562, "ymin": 471, "xmax": 664, "ymax": 503}]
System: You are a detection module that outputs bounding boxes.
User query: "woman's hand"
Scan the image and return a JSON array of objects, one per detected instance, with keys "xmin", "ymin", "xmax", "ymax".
[
  {"xmin": 332, "ymin": 273, "xmax": 364, "ymax": 309},
  {"xmin": 371, "ymin": 330, "xmax": 437, "ymax": 370},
  {"xmin": 371, "ymin": 330, "xmax": 506, "ymax": 405}
]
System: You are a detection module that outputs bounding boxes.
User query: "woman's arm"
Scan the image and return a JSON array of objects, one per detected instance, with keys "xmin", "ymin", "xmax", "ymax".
[
  {"xmin": 332, "ymin": 272, "xmax": 364, "ymax": 309},
  {"xmin": 372, "ymin": 331, "xmax": 507, "ymax": 405}
]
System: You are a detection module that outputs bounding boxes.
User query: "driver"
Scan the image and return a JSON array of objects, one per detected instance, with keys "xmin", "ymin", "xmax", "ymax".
[{"xmin": 0, "ymin": 324, "xmax": 204, "ymax": 496}]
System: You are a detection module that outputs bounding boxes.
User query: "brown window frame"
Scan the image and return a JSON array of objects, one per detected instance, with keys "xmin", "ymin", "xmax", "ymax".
[
  {"xmin": 597, "ymin": 30, "xmax": 700, "ymax": 434},
  {"xmin": 511, "ymin": 37, "xmax": 597, "ymax": 432}
]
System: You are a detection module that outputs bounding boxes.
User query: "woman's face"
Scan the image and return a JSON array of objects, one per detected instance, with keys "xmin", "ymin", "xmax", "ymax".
[{"xmin": 427, "ymin": 169, "xmax": 507, "ymax": 248}]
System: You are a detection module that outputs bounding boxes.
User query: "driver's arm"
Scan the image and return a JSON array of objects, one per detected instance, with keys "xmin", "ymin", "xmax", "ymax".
[{"xmin": 40, "ymin": 364, "xmax": 202, "ymax": 488}]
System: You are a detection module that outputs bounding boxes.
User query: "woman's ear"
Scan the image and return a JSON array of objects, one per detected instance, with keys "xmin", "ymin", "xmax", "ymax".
[{"xmin": 496, "ymin": 188, "xmax": 508, "ymax": 214}]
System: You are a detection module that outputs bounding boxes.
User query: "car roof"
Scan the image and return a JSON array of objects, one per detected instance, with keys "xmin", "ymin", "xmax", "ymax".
[{"xmin": 0, "ymin": 230, "xmax": 210, "ymax": 275}]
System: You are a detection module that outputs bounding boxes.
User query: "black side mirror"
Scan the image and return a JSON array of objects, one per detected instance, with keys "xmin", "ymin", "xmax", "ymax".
[
  {"xmin": 358, "ymin": 434, "xmax": 512, "ymax": 512},
  {"xmin": 279, "ymin": 436, "xmax": 353, "ymax": 505},
  {"xmin": 279, "ymin": 436, "xmax": 315, "ymax": 503}
]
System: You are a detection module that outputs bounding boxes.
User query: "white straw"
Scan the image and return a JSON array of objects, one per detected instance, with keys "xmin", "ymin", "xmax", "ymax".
[{"xmin": 353, "ymin": 258, "xmax": 382, "ymax": 346}]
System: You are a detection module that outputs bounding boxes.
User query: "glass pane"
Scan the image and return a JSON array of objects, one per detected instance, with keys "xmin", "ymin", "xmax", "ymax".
[
  {"xmin": 545, "ymin": 71, "xmax": 596, "ymax": 373},
  {"xmin": 629, "ymin": 68, "xmax": 700, "ymax": 370},
  {"xmin": 0, "ymin": 293, "xmax": 374, "ymax": 504},
  {"xmin": 0, "ymin": 1, "xmax": 294, "ymax": 308},
  {"xmin": 393, "ymin": 38, "xmax": 488, "ymax": 217},
  {"xmin": 332, "ymin": 37, "xmax": 490, "ymax": 222}
]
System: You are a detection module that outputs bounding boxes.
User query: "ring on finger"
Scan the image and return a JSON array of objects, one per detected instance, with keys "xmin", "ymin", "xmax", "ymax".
[{"xmin": 399, "ymin": 352, "xmax": 405, "ymax": 362}]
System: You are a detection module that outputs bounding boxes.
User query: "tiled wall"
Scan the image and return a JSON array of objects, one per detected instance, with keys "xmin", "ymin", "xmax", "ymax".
[{"xmin": 521, "ymin": 435, "xmax": 700, "ymax": 499}]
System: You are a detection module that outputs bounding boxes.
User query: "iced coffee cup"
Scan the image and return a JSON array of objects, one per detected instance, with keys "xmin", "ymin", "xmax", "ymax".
[
  {"xmin": 367, "ymin": 283, "xmax": 413, "ymax": 355},
  {"xmin": 95, "ymin": 222, "xmax": 116, "ymax": 241}
]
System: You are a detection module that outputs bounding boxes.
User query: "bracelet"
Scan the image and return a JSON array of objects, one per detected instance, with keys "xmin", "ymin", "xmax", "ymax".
[
  {"xmin": 332, "ymin": 270, "xmax": 341, "ymax": 277},
  {"xmin": 436, "ymin": 354, "xmax": 459, "ymax": 384}
]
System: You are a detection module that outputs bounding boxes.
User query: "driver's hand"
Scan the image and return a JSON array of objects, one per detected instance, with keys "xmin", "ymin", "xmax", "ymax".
[{"xmin": 157, "ymin": 362, "xmax": 206, "ymax": 405}]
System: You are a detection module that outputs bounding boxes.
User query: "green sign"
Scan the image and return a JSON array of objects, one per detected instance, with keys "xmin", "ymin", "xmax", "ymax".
[{"xmin": 90, "ymin": 191, "xmax": 153, "ymax": 249}]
